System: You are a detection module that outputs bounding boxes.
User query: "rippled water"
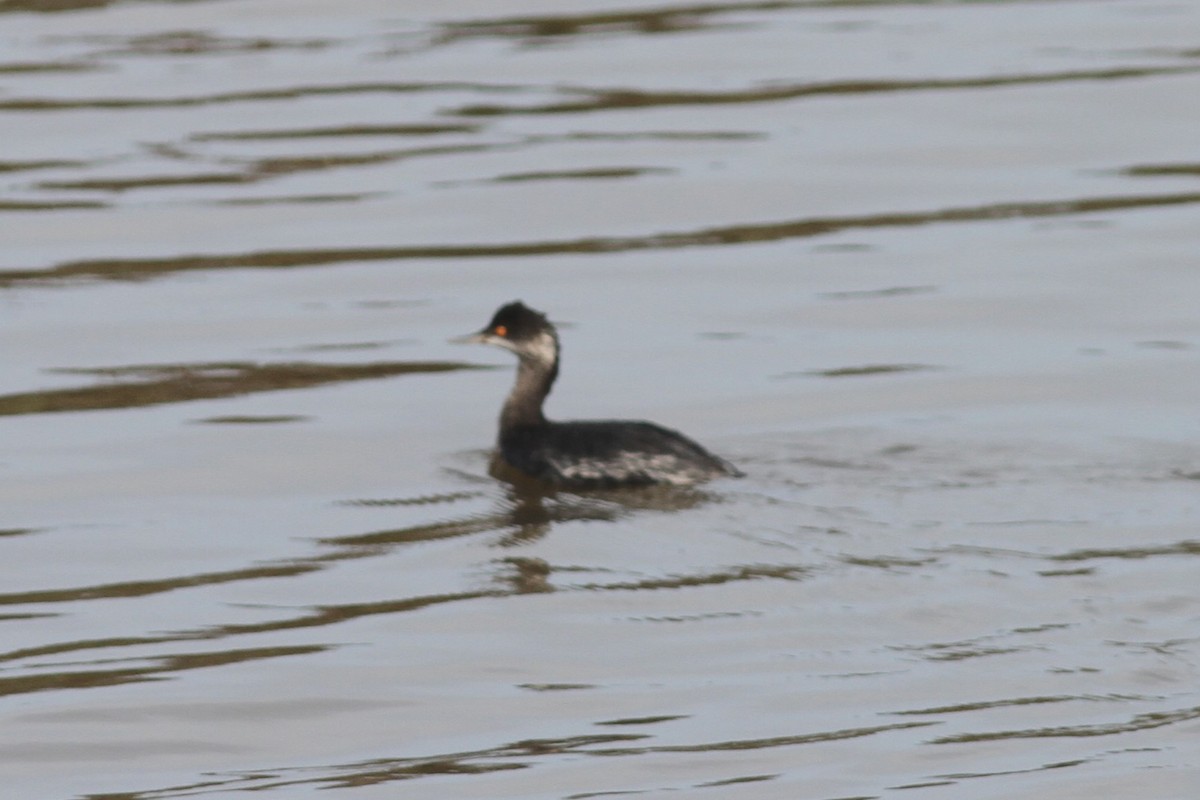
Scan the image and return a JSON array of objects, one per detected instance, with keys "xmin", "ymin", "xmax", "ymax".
[{"xmin": 3, "ymin": 1, "xmax": 1199, "ymax": 798}]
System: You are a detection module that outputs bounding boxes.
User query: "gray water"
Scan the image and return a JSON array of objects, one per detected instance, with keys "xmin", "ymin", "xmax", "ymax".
[{"xmin": 2, "ymin": 1, "xmax": 1199, "ymax": 798}]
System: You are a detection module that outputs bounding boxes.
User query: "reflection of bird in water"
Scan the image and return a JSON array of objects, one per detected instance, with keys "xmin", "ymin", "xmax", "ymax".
[
  {"xmin": 495, "ymin": 478, "xmax": 714, "ymax": 546},
  {"xmin": 497, "ymin": 556, "xmax": 553, "ymax": 594},
  {"xmin": 455, "ymin": 301, "xmax": 741, "ymax": 489}
]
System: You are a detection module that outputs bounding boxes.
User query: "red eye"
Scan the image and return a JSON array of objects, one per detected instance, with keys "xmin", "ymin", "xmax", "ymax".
[{"xmin": 494, "ymin": 325, "xmax": 508, "ymax": 337}]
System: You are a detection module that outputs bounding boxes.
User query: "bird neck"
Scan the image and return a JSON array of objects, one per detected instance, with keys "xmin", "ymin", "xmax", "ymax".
[{"xmin": 500, "ymin": 339, "xmax": 558, "ymax": 430}]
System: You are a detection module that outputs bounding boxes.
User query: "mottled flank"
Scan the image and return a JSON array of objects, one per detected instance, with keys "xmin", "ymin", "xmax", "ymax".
[{"xmin": 503, "ymin": 420, "xmax": 740, "ymax": 488}]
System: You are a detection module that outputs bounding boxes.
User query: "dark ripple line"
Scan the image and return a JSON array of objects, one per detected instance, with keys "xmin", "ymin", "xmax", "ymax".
[
  {"xmin": 100, "ymin": 721, "xmax": 934, "ymax": 795},
  {"xmin": 0, "ymin": 560, "xmax": 807, "ymax": 676},
  {"xmin": 0, "ymin": 589, "xmax": 504, "ymax": 680},
  {"xmin": 6, "ymin": 190, "xmax": 1200, "ymax": 288},
  {"xmin": 0, "ymin": 60, "xmax": 100, "ymax": 73},
  {"xmin": 590, "ymin": 721, "xmax": 936, "ymax": 755},
  {"xmin": 438, "ymin": 0, "xmax": 797, "ymax": 41},
  {"xmin": 310, "ymin": 723, "xmax": 937, "ymax": 790},
  {"xmin": 315, "ymin": 516, "xmax": 516, "ymax": 548},
  {"xmin": 932, "ymin": 757, "xmax": 1091, "ymax": 782},
  {"xmin": 452, "ymin": 66, "xmax": 1200, "ymax": 116},
  {"xmin": 145, "ymin": 734, "xmax": 649, "ymax": 796},
  {"xmin": 4, "ymin": 65, "xmax": 1189, "ymax": 116},
  {"xmin": 191, "ymin": 123, "xmax": 484, "ymax": 141},
  {"xmin": 0, "ymin": 200, "xmax": 107, "ymax": 211},
  {"xmin": 1046, "ymin": 540, "xmax": 1200, "ymax": 562},
  {"xmin": 438, "ymin": 1, "xmax": 1127, "ymax": 43},
  {"xmin": 576, "ymin": 563, "xmax": 807, "ymax": 592},
  {"xmin": 0, "ymin": 360, "xmax": 478, "ymax": 416},
  {"xmin": 0, "ymin": 81, "xmax": 524, "ymax": 112},
  {"xmin": 0, "ymin": 645, "xmax": 327, "ymax": 698},
  {"xmin": 85, "ymin": 30, "xmax": 329, "ymax": 58},
  {"xmin": 936, "ymin": 539, "xmax": 1200, "ymax": 563},
  {"xmin": 930, "ymin": 704, "xmax": 1200, "ymax": 743},
  {"xmin": 31, "ymin": 137, "xmax": 704, "ymax": 197},
  {"xmin": 0, "ymin": 0, "xmax": 130, "ymax": 12},
  {"xmin": 337, "ymin": 491, "xmax": 484, "ymax": 508},
  {"xmin": 31, "ymin": 143, "xmax": 512, "ymax": 196},
  {"xmin": 0, "ymin": 158, "xmax": 89, "ymax": 172},
  {"xmin": 889, "ymin": 693, "xmax": 1146, "ymax": 716},
  {"xmin": 0, "ymin": 563, "xmax": 320, "ymax": 609}
]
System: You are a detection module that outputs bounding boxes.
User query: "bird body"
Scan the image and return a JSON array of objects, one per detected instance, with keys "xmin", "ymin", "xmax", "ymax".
[{"xmin": 457, "ymin": 302, "xmax": 739, "ymax": 489}]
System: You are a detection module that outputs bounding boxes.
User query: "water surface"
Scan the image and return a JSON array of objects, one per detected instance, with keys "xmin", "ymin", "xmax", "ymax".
[{"xmin": 2, "ymin": 1, "xmax": 1199, "ymax": 798}]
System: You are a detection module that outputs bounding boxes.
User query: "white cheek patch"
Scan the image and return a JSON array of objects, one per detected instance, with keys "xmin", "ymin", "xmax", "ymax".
[{"xmin": 524, "ymin": 332, "xmax": 558, "ymax": 367}]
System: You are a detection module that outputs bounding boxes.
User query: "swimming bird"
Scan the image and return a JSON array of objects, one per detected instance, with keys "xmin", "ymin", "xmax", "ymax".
[{"xmin": 455, "ymin": 301, "xmax": 740, "ymax": 488}]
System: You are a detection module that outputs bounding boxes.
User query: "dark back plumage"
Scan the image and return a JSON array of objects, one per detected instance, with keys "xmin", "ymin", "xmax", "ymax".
[{"xmin": 501, "ymin": 420, "xmax": 739, "ymax": 488}]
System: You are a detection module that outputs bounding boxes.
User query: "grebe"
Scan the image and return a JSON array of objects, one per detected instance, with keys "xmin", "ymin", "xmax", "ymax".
[{"xmin": 455, "ymin": 302, "xmax": 740, "ymax": 488}]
